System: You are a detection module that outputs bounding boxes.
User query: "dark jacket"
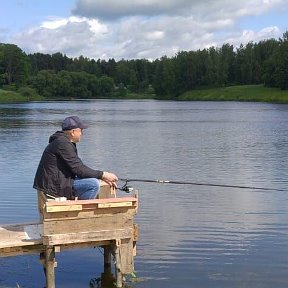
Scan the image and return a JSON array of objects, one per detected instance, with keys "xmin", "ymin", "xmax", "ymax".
[{"xmin": 33, "ymin": 131, "xmax": 103, "ymax": 199}]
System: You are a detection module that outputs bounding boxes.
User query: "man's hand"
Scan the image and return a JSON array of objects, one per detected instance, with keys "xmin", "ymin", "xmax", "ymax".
[{"xmin": 102, "ymin": 171, "xmax": 118, "ymax": 188}]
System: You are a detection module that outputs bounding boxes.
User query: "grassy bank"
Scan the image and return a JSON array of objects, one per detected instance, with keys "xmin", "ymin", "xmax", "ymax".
[
  {"xmin": 0, "ymin": 88, "xmax": 43, "ymax": 103},
  {"xmin": 125, "ymin": 92, "xmax": 155, "ymax": 99},
  {"xmin": 178, "ymin": 84, "xmax": 288, "ymax": 103},
  {"xmin": 1, "ymin": 84, "xmax": 288, "ymax": 104}
]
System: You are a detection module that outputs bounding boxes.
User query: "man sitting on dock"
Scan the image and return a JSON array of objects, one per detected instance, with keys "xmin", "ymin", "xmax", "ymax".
[{"xmin": 33, "ymin": 116, "xmax": 118, "ymax": 200}]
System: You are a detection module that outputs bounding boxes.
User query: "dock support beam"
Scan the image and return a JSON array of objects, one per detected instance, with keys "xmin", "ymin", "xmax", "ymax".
[
  {"xmin": 100, "ymin": 246, "xmax": 114, "ymax": 286},
  {"xmin": 45, "ymin": 246, "xmax": 56, "ymax": 288},
  {"xmin": 113, "ymin": 240, "xmax": 123, "ymax": 288},
  {"xmin": 104, "ymin": 246, "xmax": 111, "ymax": 268}
]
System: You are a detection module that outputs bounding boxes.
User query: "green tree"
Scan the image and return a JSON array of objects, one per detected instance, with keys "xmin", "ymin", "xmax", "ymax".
[
  {"xmin": 206, "ymin": 47, "xmax": 220, "ymax": 86},
  {"xmin": 30, "ymin": 70, "xmax": 59, "ymax": 98},
  {"xmin": 69, "ymin": 71, "xmax": 91, "ymax": 98},
  {"xmin": 153, "ymin": 56, "xmax": 176, "ymax": 98},
  {"xmin": 263, "ymin": 32, "xmax": 288, "ymax": 89},
  {"xmin": 218, "ymin": 44, "xmax": 235, "ymax": 85},
  {"xmin": 98, "ymin": 76, "xmax": 114, "ymax": 97},
  {"xmin": 131, "ymin": 59, "xmax": 150, "ymax": 92},
  {"xmin": 176, "ymin": 51, "xmax": 198, "ymax": 92},
  {"xmin": 127, "ymin": 69, "xmax": 138, "ymax": 93},
  {"xmin": 0, "ymin": 44, "xmax": 30, "ymax": 87},
  {"xmin": 87, "ymin": 73, "xmax": 100, "ymax": 97},
  {"xmin": 57, "ymin": 70, "xmax": 73, "ymax": 98},
  {"xmin": 51, "ymin": 52, "xmax": 71, "ymax": 71},
  {"xmin": 275, "ymin": 32, "xmax": 288, "ymax": 89},
  {"xmin": 28, "ymin": 53, "xmax": 52, "ymax": 75},
  {"xmin": 115, "ymin": 60, "xmax": 131, "ymax": 86}
]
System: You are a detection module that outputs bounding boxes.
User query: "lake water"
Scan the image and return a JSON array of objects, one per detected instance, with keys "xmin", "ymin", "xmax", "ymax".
[{"xmin": 0, "ymin": 100, "xmax": 288, "ymax": 288}]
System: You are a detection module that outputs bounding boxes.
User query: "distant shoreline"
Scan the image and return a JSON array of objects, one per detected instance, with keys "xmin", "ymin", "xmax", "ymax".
[
  {"xmin": 1, "ymin": 85, "xmax": 288, "ymax": 104},
  {"xmin": 177, "ymin": 85, "xmax": 288, "ymax": 103}
]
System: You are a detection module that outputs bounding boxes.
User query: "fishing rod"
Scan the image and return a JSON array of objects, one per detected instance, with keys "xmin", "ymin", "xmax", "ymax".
[{"xmin": 118, "ymin": 178, "xmax": 286, "ymax": 193}]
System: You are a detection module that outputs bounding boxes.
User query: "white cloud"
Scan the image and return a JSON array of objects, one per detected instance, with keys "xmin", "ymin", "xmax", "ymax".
[
  {"xmin": 41, "ymin": 18, "xmax": 68, "ymax": 30},
  {"xmin": 145, "ymin": 31, "xmax": 165, "ymax": 41},
  {"xmin": 13, "ymin": 16, "xmax": 110, "ymax": 57},
  {"xmin": 72, "ymin": 0, "xmax": 197, "ymax": 19},
  {"xmin": 10, "ymin": 0, "xmax": 286, "ymax": 60},
  {"xmin": 222, "ymin": 26, "xmax": 281, "ymax": 47},
  {"xmin": 72, "ymin": 0, "xmax": 286, "ymax": 20}
]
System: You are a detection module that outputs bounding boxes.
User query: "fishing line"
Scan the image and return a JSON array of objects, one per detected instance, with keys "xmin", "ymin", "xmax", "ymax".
[{"xmin": 118, "ymin": 178, "xmax": 286, "ymax": 193}]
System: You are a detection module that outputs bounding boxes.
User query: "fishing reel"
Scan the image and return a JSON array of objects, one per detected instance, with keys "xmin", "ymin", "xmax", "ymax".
[{"xmin": 117, "ymin": 180, "xmax": 134, "ymax": 193}]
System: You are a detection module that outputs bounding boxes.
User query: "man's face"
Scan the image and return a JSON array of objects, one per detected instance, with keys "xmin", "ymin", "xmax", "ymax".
[{"xmin": 71, "ymin": 128, "xmax": 83, "ymax": 143}]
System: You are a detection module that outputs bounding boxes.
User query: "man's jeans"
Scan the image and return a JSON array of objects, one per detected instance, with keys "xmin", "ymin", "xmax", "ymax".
[{"xmin": 73, "ymin": 177, "xmax": 100, "ymax": 200}]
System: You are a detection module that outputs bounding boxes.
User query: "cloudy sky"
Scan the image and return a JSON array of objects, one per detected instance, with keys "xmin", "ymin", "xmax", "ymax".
[{"xmin": 0, "ymin": 0, "xmax": 287, "ymax": 60}]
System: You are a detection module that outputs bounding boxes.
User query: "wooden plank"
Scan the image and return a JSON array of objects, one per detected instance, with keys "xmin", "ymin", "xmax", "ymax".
[
  {"xmin": 0, "ymin": 244, "xmax": 44, "ymax": 257},
  {"xmin": 41, "ymin": 197, "xmax": 137, "ymax": 222},
  {"xmin": 0, "ymin": 238, "xmax": 42, "ymax": 249},
  {"xmin": 133, "ymin": 224, "xmax": 138, "ymax": 241},
  {"xmin": 119, "ymin": 238, "xmax": 134, "ymax": 274},
  {"xmin": 43, "ymin": 228, "xmax": 133, "ymax": 246},
  {"xmin": 38, "ymin": 191, "xmax": 45, "ymax": 221},
  {"xmin": 42, "ymin": 198, "xmax": 137, "ymax": 216},
  {"xmin": 59, "ymin": 240, "xmax": 111, "ymax": 251},
  {"xmin": 45, "ymin": 201, "xmax": 135, "ymax": 212},
  {"xmin": 44, "ymin": 197, "xmax": 137, "ymax": 207},
  {"xmin": 42, "ymin": 212, "xmax": 134, "ymax": 235},
  {"xmin": 46, "ymin": 204, "xmax": 82, "ymax": 213},
  {"xmin": 97, "ymin": 184, "xmax": 116, "ymax": 199},
  {"xmin": 0, "ymin": 241, "xmax": 119, "ymax": 257},
  {"xmin": 98, "ymin": 201, "xmax": 133, "ymax": 208},
  {"xmin": 0, "ymin": 223, "xmax": 43, "ymax": 249},
  {"xmin": 41, "ymin": 206, "xmax": 135, "ymax": 221}
]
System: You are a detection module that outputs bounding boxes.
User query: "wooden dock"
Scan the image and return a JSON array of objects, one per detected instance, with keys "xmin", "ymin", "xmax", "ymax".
[{"xmin": 0, "ymin": 183, "xmax": 138, "ymax": 288}]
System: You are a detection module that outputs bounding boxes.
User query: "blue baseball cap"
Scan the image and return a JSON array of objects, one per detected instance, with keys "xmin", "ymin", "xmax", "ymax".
[{"xmin": 62, "ymin": 116, "xmax": 88, "ymax": 131}]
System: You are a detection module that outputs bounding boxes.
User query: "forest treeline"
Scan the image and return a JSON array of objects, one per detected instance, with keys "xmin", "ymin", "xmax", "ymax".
[{"xmin": 0, "ymin": 31, "xmax": 287, "ymax": 100}]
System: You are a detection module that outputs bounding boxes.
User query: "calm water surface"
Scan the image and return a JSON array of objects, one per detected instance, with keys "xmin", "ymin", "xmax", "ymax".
[{"xmin": 0, "ymin": 100, "xmax": 288, "ymax": 288}]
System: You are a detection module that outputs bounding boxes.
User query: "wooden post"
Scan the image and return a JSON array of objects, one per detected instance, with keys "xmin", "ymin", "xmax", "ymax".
[
  {"xmin": 101, "ymin": 246, "xmax": 114, "ymax": 286},
  {"xmin": 114, "ymin": 240, "xmax": 123, "ymax": 288},
  {"xmin": 104, "ymin": 246, "xmax": 111, "ymax": 268},
  {"xmin": 45, "ymin": 246, "xmax": 56, "ymax": 288}
]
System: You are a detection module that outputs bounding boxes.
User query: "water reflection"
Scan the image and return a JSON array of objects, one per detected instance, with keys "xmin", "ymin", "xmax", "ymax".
[
  {"xmin": 0, "ymin": 100, "xmax": 288, "ymax": 287},
  {"xmin": 89, "ymin": 266, "xmax": 116, "ymax": 288}
]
